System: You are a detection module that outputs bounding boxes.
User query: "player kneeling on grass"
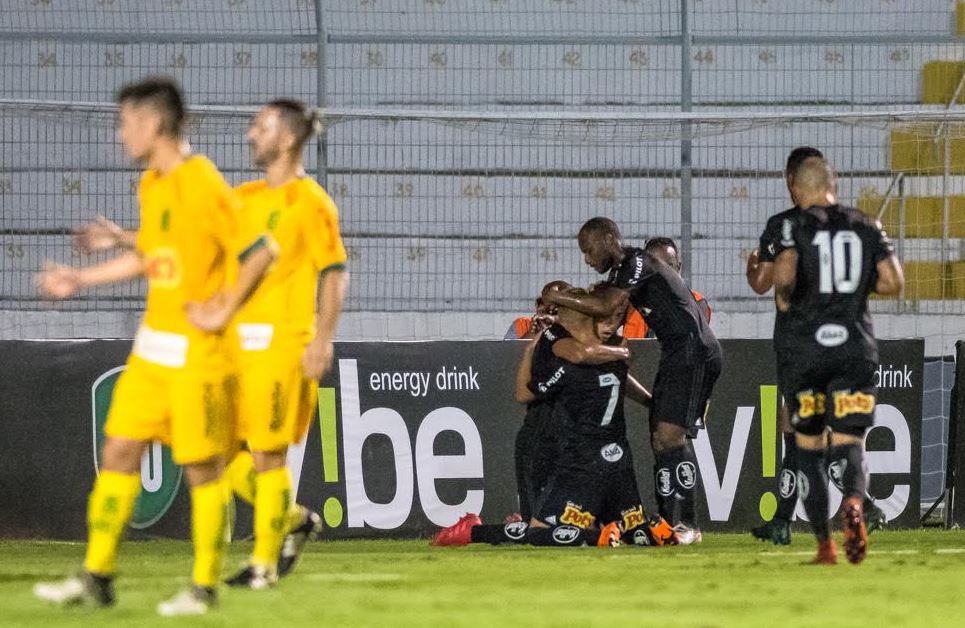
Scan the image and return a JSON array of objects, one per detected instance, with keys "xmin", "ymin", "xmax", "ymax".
[
  {"xmin": 33, "ymin": 77, "xmax": 275, "ymax": 615},
  {"xmin": 772, "ymin": 157, "xmax": 903, "ymax": 565},
  {"xmin": 187, "ymin": 99, "xmax": 349, "ymax": 588},
  {"xmin": 434, "ymin": 285, "xmax": 676, "ymax": 547}
]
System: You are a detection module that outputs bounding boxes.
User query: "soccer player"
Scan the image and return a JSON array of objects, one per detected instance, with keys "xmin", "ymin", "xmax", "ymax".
[
  {"xmin": 772, "ymin": 157, "xmax": 903, "ymax": 564},
  {"xmin": 745, "ymin": 147, "xmax": 886, "ymax": 544},
  {"xmin": 33, "ymin": 77, "xmax": 275, "ymax": 615},
  {"xmin": 185, "ymin": 100, "xmax": 348, "ymax": 587},
  {"xmin": 644, "ymin": 236, "xmax": 712, "ymax": 326},
  {"xmin": 543, "ymin": 218, "xmax": 722, "ymax": 544}
]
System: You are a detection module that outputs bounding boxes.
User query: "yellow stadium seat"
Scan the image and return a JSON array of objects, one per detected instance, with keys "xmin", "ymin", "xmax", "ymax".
[
  {"xmin": 922, "ymin": 61, "xmax": 965, "ymax": 104},
  {"xmin": 901, "ymin": 261, "xmax": 948, "ymax": 300}
]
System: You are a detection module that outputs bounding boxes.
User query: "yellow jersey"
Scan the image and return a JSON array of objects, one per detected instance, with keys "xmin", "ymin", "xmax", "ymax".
[
  {"xmin": 234, "ymin": 176, "xmax": 347, "ymax": 346},
  {"xmin": 134, "ymin": 155, "xmax": 240, "ymax": 367}
]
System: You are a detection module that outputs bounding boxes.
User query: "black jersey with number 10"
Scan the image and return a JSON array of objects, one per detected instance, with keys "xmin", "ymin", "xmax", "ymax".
[{"xmin": 782, "ymin": 204, "xmax": 894, "ymax": 362}]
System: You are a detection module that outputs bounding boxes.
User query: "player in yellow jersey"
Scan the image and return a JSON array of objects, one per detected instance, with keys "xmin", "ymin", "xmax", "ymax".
[
  {"xmin": 33, "ymin": 77, "xmax": 275, "ymax": 616},
  {"xmin": 187, "ymin": 99, "xmax": 348, "ymax": 589}
]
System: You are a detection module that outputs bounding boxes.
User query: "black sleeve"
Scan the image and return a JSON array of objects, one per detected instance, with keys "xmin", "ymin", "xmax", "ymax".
[
  {"xmin": 612, "ymin": 249, "xmax": 657, "ymax": 291},
  {"xmin": 527, "ymin": 348, "xmax": 568, "ymax": 401},
  {"xmin": 869, "ymin": 220, "xmax": 896, "ymax": 267},
  {"xmin": 759, "ymin": 212, "xmax": 797, "ymax": 263}
]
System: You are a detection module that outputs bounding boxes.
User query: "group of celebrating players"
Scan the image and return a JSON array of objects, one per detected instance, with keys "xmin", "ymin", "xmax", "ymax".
[
  {"xmin": 434, "ymin": 147, "xmax": 904, "ymax": 568},
  {"xmin": 29, "ymin": 73, "xmax": 906, "ymax": 616},
  {"xmin": 32, "ymin": 77, "xmax": 348, "ymax": 615}
]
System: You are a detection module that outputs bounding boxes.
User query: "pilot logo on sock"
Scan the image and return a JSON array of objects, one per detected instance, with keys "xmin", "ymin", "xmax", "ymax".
[
  {"xmin": 621, "ymin": 505, "xmax": 645, "ymax": 531},
  {"xmin": 779, "ymin": 469, "xmax": 797, "ymax": 499},
  {"xmin": 797, "ymin": 471, "xmax": 810, "ymax": 500},
  {"xmin": 656, "ymin": 468, "xmax": 673, "ymax": 496},
  {"xmin": 676, "ymin": 462, "xmax": 697, "ymax": 490},
  {"xmin": 828, "ymin": 459, "xmax": 847, "ymax": 491},
  {"xmin": 560, "ymin": 502, "xmax": 595, "ymax": 529}
]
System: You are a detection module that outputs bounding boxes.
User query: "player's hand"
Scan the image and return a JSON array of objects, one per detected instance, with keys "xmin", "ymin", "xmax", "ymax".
[
  {"xmin": 185, "ymin": 293, "xmax": 233, "ymax": 332},
  {"xmin": 541, "ymin": 282, "xmax": 564, "ymax": 304},
  {"xmin": 36, "ymin": 261, "xmax": 81, "ymax": 299},
  {"xmin": 302, "ymin": 337, "xmax": 334, "ymax": 380},
  {"xmin": 531, "ymin": 313, "xmax": 557, "ymax": 334},
  {"xmin": 74, "ymin": 216, "xmax": 124, "ymax": 254}
]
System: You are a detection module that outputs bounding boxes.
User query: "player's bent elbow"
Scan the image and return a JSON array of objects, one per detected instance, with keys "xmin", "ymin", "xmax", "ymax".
[{"xmin": 515, "ymin": 388, "xmax": 535, "ymax": 404}]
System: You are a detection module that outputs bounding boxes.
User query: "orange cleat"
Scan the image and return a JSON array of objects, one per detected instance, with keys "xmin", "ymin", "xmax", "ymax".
[
  {"xmin": 647, "ymin": 515, "xmax": 679, "ymax": 546},
  {"xmin": 810, "ymin": 537, "xmax": 838, "ymax": 565},
  {"xmin": 430, "ymin": 513, "xmax": 482, "ymax": 547},
  {"xmin": 841, "ymin": 495, "xmax": 868, "ymax": 564},
  {"xmin": 597, "ymin": 522, "xmax": 622, "ymax": 548}
]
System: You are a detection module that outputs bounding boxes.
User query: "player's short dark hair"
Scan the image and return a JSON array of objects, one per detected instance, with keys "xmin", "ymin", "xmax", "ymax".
[
  {"xmin": 116, "ymin": 76, "xmax": 185, "ymax": 137},
  {"xmin": 578, "ymin": 217, "xmax": 621, "ymax": 241},
  {"xmin": 644, "ymin": 236, "xmax": 678, "ymax": 254},
  {"xmin": 267, "ymin": 99, "xmax": 319, "ymax": 151},
  {"xmin": 785, "ymin": 146, "xmax": 824, "ymax": 178}
]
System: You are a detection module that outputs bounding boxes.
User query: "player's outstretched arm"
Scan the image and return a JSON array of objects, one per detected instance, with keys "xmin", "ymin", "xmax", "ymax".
[
  {"xmin": 543, "ymin": 285, "xmax": 628, "ymax": 319},
  {"xmin": 37, "ymin": 250, "xmax": 144, "ymax": 299},
  {"xmin": 303, "ymin": 267, "xmax": 349, "ymax": 380},
  {"xmin": 875, "ymin": 255, "xmax": 904, "ymax": 296},
  {"xmin": 625, "ymin": 373, "xmax": 653, "ymax": 409},
  {"xmin": 772, "ymin": 249, "xmax": 798, "ymax": 312},
  {"xmin": 745, "ymin": 248, "xmax": 774, "ymax": 295},
  {"xmin": 186, "ymin": 245, "xmax": 276, "ymax": 332},
  {"xmin": 552, "ymin": 338, "xmax": 629, "ymax": 365},
  {"xmin": 514, "ymin": 339, "xmax": 538, "ymax": 404},
  {"xmin": 73, "ymin": 216, "xmax": 137, "ymax": 254}
]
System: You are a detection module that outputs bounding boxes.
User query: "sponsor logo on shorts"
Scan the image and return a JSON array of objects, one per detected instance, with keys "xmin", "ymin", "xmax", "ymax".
[
  {"xmin": 828, "ymin": 459, "xmax": 847, "ymax": 491},
  {"xmin": 632, "ymin": 529, "xmax": 651, "ymax": 546},
  {"xmin": 676, "ymin": 462, "xmax": 697, "ymax": 490},
  {"xmin": 815, "ymin": 324, "xmax": 849, "ymax": 347},
  {"xmin": 797, "ymin": 471, "xmax": 810, "ymax": 500},
  {"xmin": 600, "ymin": 442, "xmax": 624, "ymax": 463},
  {"xmin": 621, "ymin": 505, "xmax": 645, "ymax": 531},
  {"xmin": 560, "ymin": 502, "xmax": 595, "ymax": 529},
  {"xmin": 503, "ymin": 521, "xmax": 528, "ymax": 541},
  {"xmin": 833, "ymin": 391, "xmax": 875, "ymax": 418},
  {"xmin": 796, "ymin": 390, "xmax": 826, "ymax": 419},
  {"xmin": 779, "ymin": 468, "xmax": 797, "ymax": 499},
  {"xmin": 656, "ymin": 467, "xmax": 673, "ymax": 496},
  {"xmin": 543, "ymin": 328, "xmax": 557, "ymax": 342},
  {"xmin": 552, "ymin": 525, "xmax": 581, "ymax": 544}
]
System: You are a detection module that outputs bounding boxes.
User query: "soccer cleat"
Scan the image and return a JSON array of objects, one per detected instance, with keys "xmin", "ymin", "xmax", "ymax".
[
  {"xmin": 646, "ymin": 515, "xmax": 679, "ymax": 546},
  {"xmin": 810, "ymin": 538, "xmax": 838, "ymax": 565},
  {"xmin": 750, "ymin": 518, "xmax": 792, "ymax": 546},
  {"xmin": 277, "ymin": 507, "xmax": 323, "ymax": 578},
  {"xmin": 841, "ymin": 496, "xmax": 868, "ymax": 565},
  {"xmin": 672, "ymin": 523, "xmax": 703, "ymax": 545},
  {"xmin": 863, "ymin": 498, "xmax": 886, "ymax": 534},
  {"xmin": 430, "ymin": 513, "xmax": 482, "ymax": 547},
  {"xmin": 156, "ymin": 585, "xmax": 217, "ymax": 617},
  {"xmin": 34, "ymin": 571, "xmax": 115, "ymax": 608},
  {"xmin": 596, "ymin": 522, "xmax": 622, "ymax": 548},
  {"xmin": 225, "ymin": 564, "xmax": 278, "ymax": 590}
]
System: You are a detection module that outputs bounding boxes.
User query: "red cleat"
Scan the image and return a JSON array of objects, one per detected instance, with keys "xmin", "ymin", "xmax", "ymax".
[
  {"xmin": 430, "ymin": 513, "xmax": 482, "ymax": 547},
  {"xmin": 841, "ymin": 495, "xmax": 868, "ymax": 564},
  {"xmin": 810, "ymin": 537, "xmax": 838, "ymax": 565}
]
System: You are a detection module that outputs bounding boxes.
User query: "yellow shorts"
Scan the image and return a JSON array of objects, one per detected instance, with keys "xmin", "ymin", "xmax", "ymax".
[
  {"xmin": 237, "ymin": 348, "xmax": 317, "ymax": 453},
  {"xmin": 106, "ymin": 355, "xmax": 238, "ymax": 465}
]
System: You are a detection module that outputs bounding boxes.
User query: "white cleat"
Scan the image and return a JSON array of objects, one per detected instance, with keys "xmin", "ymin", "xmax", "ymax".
[
  {"xmin": 672, "ymin": 523, "xmax": 703, "ymax": 545},
  {"xmin": 156, "ymin": 586, "xmax": 216, "ymax": 617},
  {"xmin": 34, "ymin": 576, "xmax": 85, "ymax": 605}
]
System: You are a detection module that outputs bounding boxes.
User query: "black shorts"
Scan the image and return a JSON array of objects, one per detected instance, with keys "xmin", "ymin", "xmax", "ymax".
[
  {"xmin": 514, "ymin": 403, "xmax": 557, "ymax": 520},
  {"xmin": 533, "ymin": 442, "xmax": 647, "ymax": 534},
  {"xmin": 783, "ymin": 357, "xmax": 877, "ymax": 437},
  {"xmin": 651, "ymin": 337, "xmax": 722, "ymax": 438}
]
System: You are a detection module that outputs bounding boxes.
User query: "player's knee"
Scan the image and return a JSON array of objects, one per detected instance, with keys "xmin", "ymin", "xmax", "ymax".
[
  {"xmin": 652, "ymin": 422, "xmax": 686, "ymax": 451},
  {"xmin": 793, "ymin": 429, "xmax": 825, "ymax": 451},
  {"xmin": 251, "ymin": 448, "xmax": 288, "ymax": 473},
  {"xmin": 184, "ymin": 457, "xmax": 224, "ymax": 486},
  {"xmin": 100, "ymin": 437, "xmax": 147, "ymax": 474},
  {"xmin": 829, "ymin": 425, "xmax": 865, "ymax": 443}
]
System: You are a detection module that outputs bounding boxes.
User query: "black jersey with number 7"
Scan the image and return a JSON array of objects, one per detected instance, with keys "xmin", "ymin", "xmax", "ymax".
[{"xmin": 782, "ymin": 204, "xmax": 894, "ymax": 362}]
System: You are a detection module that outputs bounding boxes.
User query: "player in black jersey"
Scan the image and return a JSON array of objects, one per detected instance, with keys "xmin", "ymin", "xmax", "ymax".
[
  {"xmin": 746, "ymin": 146, "xmax": 824, "ymax": 544},
  {"xmin": 544, "ymin": 219, "xmax": 722, "ymax": 544},
  {"xmin": 746, "ymin": 147, "xmax": 887, "ymax": 545},
  {"xmin": 645, "ymin": 236, "xmax": 712, "ymax": 327},
  {"xmin": 521, "ymin": 286, "xmax": 674, "ymax": 547},
  {"xmin": 773, "ymin": 157, "xmax": 903, "ymax": 565}
]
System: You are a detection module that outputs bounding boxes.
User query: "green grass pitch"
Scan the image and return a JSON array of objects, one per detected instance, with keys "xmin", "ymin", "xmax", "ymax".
[{"xmin": 3, "ymin": 529, "xmax": 965, "ymax": 627}]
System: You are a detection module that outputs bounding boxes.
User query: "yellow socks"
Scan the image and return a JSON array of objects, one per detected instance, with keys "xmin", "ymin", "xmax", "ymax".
[
  {"xmin": 83, "ymin": 470, "xmax": 141, "ymax": 575},
  {"xmin": 226, "ymin": 450, "xmax": 256, "ymax": 505},
  {"xmin": 190, "ymin": 478, "xmax": 229, "ymax": 588},
  {"xmin": 251, "ymin": 467, "xmax": 293, "ymax": 570}
]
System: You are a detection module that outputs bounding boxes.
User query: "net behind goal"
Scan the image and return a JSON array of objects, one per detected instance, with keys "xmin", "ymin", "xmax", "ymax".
[{"xmin": 2, "ymin": 102, "xmax": 965, "ymax": 335}]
